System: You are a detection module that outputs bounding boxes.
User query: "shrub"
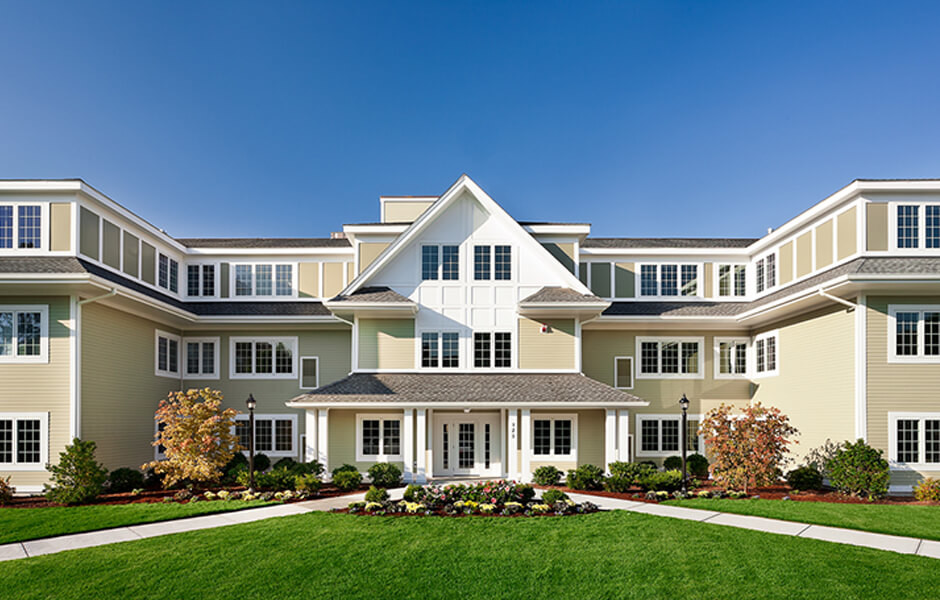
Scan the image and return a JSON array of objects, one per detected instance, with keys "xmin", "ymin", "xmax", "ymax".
[
  {"xmin": 296, "ymin": 460, "xmax": 325, "ymax": 478},
  {"xmin": 107, "ymin": 468, "xmax": 145, "ymax": 493},
  {"xmin": 45, "ymin": 439, "xmax": 109, "ymax": 505},
  {"xmin": 403, "ymin": 484, "xmax": 423, "ymax": 502},
  {"xmin": 365, "ymin": 485, "xmax": 389, "ymax": 503},
  {"xmin": 294, "ymin": 473, "xmax": 322, "ymax": 494},
  {"xmin": 541, "ymin": 489, "xmax": 568, "ymax": 504},
  {"xmin": 804, "ymin": 439, "xmax": 842, "ymax": 479},
  {"xmin": 142, "ymin": 389, "xmax": 241, "ymax": 488},
  {"xmin": 663, "ymin": 456, "xmax": 682, "ymax": 471},
  {"xmin": 786, "ymin": 465, "xmax": 823, "ymax": 491},
  {"xmin": 251, "ymin": 453, "xmax": 271, "ymax": 473},
  {"xmin": 273, "ymin": 457, "xmax": 297, "ymax": 470},
  {"xmin": 637, "ymin": 469, "xmax": 683, "ymax": 492},
  {"xmin": 333, "ymin": 469, "xmax": 363, "ymax": 492},
  {"xmin": 0, "ymin": 475, "xmax": 13, "ymax": 505},
  {"xmin": 411, "ymin": 480, "xmax": 534, "ymax": 507},
  {"xmin": 367, "ymin": 463, "xmax": 402, "ymax": 488},
  {"xmin": 332, "ymin": 464, "xmax": 359, "ymax": 478},
  {"xmin": 565, "ymin": 464, "xmax": 605, "ymax": 491},
  {"xmin": 638, "ymin": 460, "xmax": 657, "ymax": 468},
  {"xmin": 518, "ymin": 484, "xmax": 536, "ymax": 502},
  {"xmin": 687, "ymin": 453, "xmax": 709, "ymax": 479},
  {"xmin": 827, "ymin": 439, "xmax": 890, "ymax": 500},
  {"xmin": 699, "ymin": 403, "xmax": 798, "ymax": 493},
  {"xmin": 913, "ymin": 477, "xmax": 940, "ymax": 502},
  {"xmin": 532, "ymin": 465, "xmax": 562, "ymax": 486},
  {"xmin": 605, "ymin": 462, "xmax": 654, "ymax": 493}
]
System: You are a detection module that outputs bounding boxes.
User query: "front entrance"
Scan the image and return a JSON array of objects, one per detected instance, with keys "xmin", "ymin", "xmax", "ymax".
[{"xmin": 433, "ymin": 412, "xmax": 501, "ymax": 477}]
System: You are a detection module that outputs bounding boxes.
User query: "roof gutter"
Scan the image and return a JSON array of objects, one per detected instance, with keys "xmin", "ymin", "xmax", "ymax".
[
  {"xmin": 78, "ymin": 287, "xmax": 118, "ymax": 305},
  {"xmin": 817, "ymin": 288, "xmax": 858, "ymax": 311}
]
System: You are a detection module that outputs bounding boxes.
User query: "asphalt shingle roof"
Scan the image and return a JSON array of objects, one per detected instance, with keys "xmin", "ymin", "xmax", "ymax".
[
  {"xmin": 521, "ymin": 287, "xmax": 605, "ymax": 304},
  {"xmin": 0, "ymin": 256, "xmax": 87, "ymax": 273},
  {"xmin": 329, "ymin": 286, "xmax": 414, "ymax": 304},
  {"xmin": 175, "ymin": 238, "xmax": 351, "ymax": 248},
  {"xmin": 582, "ymin": 238, "xmax": 758, "ymax": 249}
]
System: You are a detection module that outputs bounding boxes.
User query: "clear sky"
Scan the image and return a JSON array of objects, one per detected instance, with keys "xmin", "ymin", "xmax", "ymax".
[{"xmin": 2, "ymin": 1, "xmax": 939, "ymax": 240}]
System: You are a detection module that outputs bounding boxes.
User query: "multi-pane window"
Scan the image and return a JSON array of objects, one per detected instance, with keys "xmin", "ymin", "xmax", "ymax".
[
  {"xmin": 422, "ymin": 332, "xmax": 459, "ymax": 368},
  {"xmin": 186, "ymin": 264, "xmax": 216, "ymax": 297},
  {"xmin": 474, "ymin": 333, "xmax": 491, "ymax": 367},
  {"xmin": 897, "ymin": 205, "xmax": 919, "ymax": 248},
  {"xmin": 717, "ymin": 339, "xmax": 748, "ymax": 376},
  {"xmin": 421, "ymin": 245, "xmax": 439, "ymax": 280},
  {"xmin": 927, "ymin": 206, "xmax": 940, "ymax": 249},
  {"xmin": 638, "ymin": 417, "xmax": 702, "ymax": 455},
  {"xmin": 614, "ymin": 357, "xmax": 633, "ymax": 389},
  {"xmin": 893, "ymin": 204, "xmax": 940, "ymax": 249},
  {"xmin": 473, "ymin": 244, "xmax": 511, "ymax": 280},
  {"xmin": 0, "ymin": 206, "xmax": 12, "ymax": 248},
  {"xmin": 184, "ymin": 338, "xmax": 217, "ymax": 377},
  {"xmin": 235, "ymin": 264, "xmax": 252, "ymax": 296},
  {"xmin": 890, "ymin": 307, "xmax": 940, "ymax": 361},
  {"xmin": 231, "ymin": 338, "xmax": 296, "ymax": 377},
  {"xmin": 233, "ymin": 264, "xmax": 293, "ymax": 296},
  {"xmin": 755, "ymin": 254, "xmax": 776, "ymax": 293},
  {"xmin": 474, "ymin": 246, "xmax": 491, "ymax": 280},
  {"xmin": 471, "ymin": 332, "xmax": 511, "ymax": 368},
  {"xmin": 235, "ymin": 415, "xmax": 295, "ymax": 456},
  {"xmin": 158, "ymin": 254, "xmax": 179, "ymax": 293},
  {"xmin": 494, "ymin": 245, "xmax": 512, "ymax": 280},
  {"xmin": 276, "ymin": 265, "xmax": 293, "ymax": 295},
  {"xmin": 0, "ymin": 414, "xmax": 46, "ymax": 467},
  {"xmin": 421, "ymin": 332, "xmax": 439, "ymax": 367},
  {"xmin": 155, "ymin": 331, "xmax": 180, "ymax": 377},
  {"xmin": 532, "ymin": 417, "xmax": 575, "ymax": 458},
  {"xmin": 357, "ymin": 416, "xmax": 403, "ymax": 460},
  {"xmin": 0, "ymin": 204, "xmax": 43, "ymax": 250},
  {"xmin": 256, "ymin": 265, "xmax": 273, "ymax": 295},
  {"xmin": 637, "ymin": 338, "xmax": 702, "ymax": 377},
  {"xmin": 718, "ymin": 264, "xmax": 747, "ymax": 297},
  {"xmin": 494, "ymin": 332, "xmax": 512, "ymax": 367},
  {"xmin": 0, "ymin": 306, "xmax": 45, "ymax": 361},
  {"xmin": 756, "ymin": 260, "xmax": 765, "ymax": 293},
  {"xmin": 441, "ymin": 332, "xmax": 459, "ymax": 367},
  {"xmin": 441, "ymin": 245, "xmax": 460, "ymax": 281},
  {"xmin": 16, "ymin": 420, "xmax": 41, "ymax": 463},
  {"xmin": 891, "ymin": 415, "xmax": 940, "ymax": 465},
  {"xmin": 638, "ymin": 264, "xmax": 699, "ymax": 297},
  {"xmin": 754, "ymin": 333, "xmax": 778, "ymax": 374}
]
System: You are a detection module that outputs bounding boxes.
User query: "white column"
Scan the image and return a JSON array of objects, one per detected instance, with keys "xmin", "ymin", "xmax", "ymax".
[
  {"xmin": 520, "ymin": 409, "xmax": 531, "ymax": 483},
  {"xmin": 317, "ymin": 408, "xmax": 329, "ymax": 475},
  {"xmin": 507, "ymin": 409, "xmax": 518, "ymax": 480},
  {"xmin": 416, "ymin": 409, "xmax": 427, "ymax": 483},
  {"xmin": 618, "ymin": 410, "xmax": 630, "ymax": 462},
  {"xmin": 500, "ymin": 409, "xmax": 507, "ymax": 478},
  {"xmin": 605, "ymin": 409, "xmax": 617, "ymax": 474},
  {"xmin": 403, "ymin": 408, "xmax": 414, "ymax": 483},
  {"xmin": 426, "ymin": 408, "xmax": 434, "ymax": 480},
  {"xmin": 305, "ymin": 409, "xmax": 318, "ymax": 464}
]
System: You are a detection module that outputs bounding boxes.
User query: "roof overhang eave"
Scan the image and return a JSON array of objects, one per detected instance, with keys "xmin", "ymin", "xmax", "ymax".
[{"xmin": 286, "ymin": 400, "xmax": 650, "ymax": 409}]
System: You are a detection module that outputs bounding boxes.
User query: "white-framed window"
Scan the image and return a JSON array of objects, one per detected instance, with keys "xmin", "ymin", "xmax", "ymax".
[
  {"xmin": 636, "ymin": 414, "xmax": 702, "ymax": 457},
  {"xmin": 186, "ymin": 263, "xmax": 217, "ymax": 298},
  {"xmin": 473, "ymin": 244, "xmax": 512, "ymax": 281},
  {"xmin": 0, "ymin": 203, "xmax": 46, "ymax": 251},
  {"xmin": 0, "ymin": 412, "xmax": 48, "ymax": 470},
  {"xmin": 157, "ymin": 253, "xmax": 179, "ymax": 294},
  {"xmin": 532, "ymin": 414, "xmax": 578, "ymax": 461},
  {"xmin": 753, "ymin": 331, "xmax": 779, "ymax": 377},
  {"xmin": 420, "ymin": 331, "xmax": 460, "ymax": 368},
  {"xmin": 235, "ymin": 414, "xmax": 297, "ymax": 458},
  {"xmin": 231, "ymin": 263, "xmax": 296, "ymax": 297},
  {"xmin": 716, "ymin": 264, "xmax": 747, "ymax": 297},
  {"xmin": 638, "ymin": 263, "xmax": 700, "ymax": 298},
  {"xmin": 888, "ymin": 305, "xmax": 940, "ymax": 363},
  {"xmin": 420, "ymin": 244, "xmax": 460, "ymax": 281},
  {"xmin": 614, "ymin": 356, "xmax": 634, "ymax": 389},
  {"xmin": 155, "ymin": 330, "xmax": 180, "ymax": 378},
  {"xmin": 0, "ymin": 305, "xmax": 48, "ymax": 363},
  {"xmin": 888, "ymin": 413, "xmax": 940, "ymax": 468},
  {"xmin": 230, "ymin": 337, "xmax": 297, "ymax": 378},
  {"xmin": 754, "ymin": 253, "xmax": 776, "ymax": 294},
  {"xmin": 636, "ymin": 337, "xmax": 704, "ymax": 379},
  {"xmin": 356, "ymin": 414, "xmax": 403, "ymax": 462},
  {"xmin": 890, "ymin": 203, "xmax": 940, "ymax": 250},
  {"xmin": 300, "ymin": 356, "xmax": 319, "ymax": 389},
  {"xmin": 183, "ymin": 337, "xmax": 219, "ymax": 379},
  {"xmin": 472, "ymin": 331, "xmax": 512, "ymax": 368},
  {"xmin": 715, "ymin": 338, "xmax": 748, "ymax": 378}
]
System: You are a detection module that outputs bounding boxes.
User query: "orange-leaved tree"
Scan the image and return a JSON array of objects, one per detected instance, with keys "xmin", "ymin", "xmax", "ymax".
[
  {"xmin": 142, "ymin": 388, "xmax": 241, "ymax": 488},
  {"xmin": 698, "ymin": 402, "xmax": 798, "ymax": 494}
]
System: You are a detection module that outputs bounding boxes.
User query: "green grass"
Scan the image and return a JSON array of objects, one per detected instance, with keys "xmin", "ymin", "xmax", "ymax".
[
  {"xmin": 665, "ymin": 498, "xmax": 940, "ymax": 541},
  {"xmin": 0, "ymin": 500, "xmax": 272, "ymax": 544},
  {"xmin": 0, "ymin": 512, "xmax": 937, "ymax": 599}
]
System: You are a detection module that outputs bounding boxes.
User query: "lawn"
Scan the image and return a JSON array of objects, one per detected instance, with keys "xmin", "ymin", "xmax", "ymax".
[
  {"xmin": 0, "ymin": 511, "xmax": 937, "ymax": 599},
  {"xmin": 0, "ymin": 500, "xmax": 272, "ymax": 544},
  {"xmin": 664, "ymin": 498, "xmax": 940, "ymax": 541}
]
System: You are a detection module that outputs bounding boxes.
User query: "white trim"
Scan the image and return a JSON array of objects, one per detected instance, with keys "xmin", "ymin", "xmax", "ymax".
[
  {"xmin": 304, "ymin": 410, "xmax": 317, "ymax": 463},
  {"xmin": 613, "ymin": 355, "xmax": 634, "ymax": 389},
  {"xmin": 617, "ymin": 409, "xmax": 630, "ymax": 462},
  {"xmin": 635, "ymin": 413, "xmax": 703, "ymax": 458},
  {"xmin": 299, "ymin": 356, "xmax": 320, "ymax": 390},
  {"xmin": 604, "ymin": 409, "xmax": 616, "ymax": 471},
  {"xmin": 235, "ymin": 413, "xmax": 299, "ymax": 458},
  {"xmin": 154, "ymin": 329, "xmax": 181, "ymax": 378},
  {"xmin": 635, "ymin": 336, "xmax": 705, "ymax": 379},
  {"xmin": 752, "ymin": 330, "xmax": 780, "ymax": 378},
  {"xmin": 713, "ymin": 337, "xmax": 749, "ymax": 379},
  {"xmin": 355, "ymin": 413, "xmax": 404, "ymax": 462},
  {"xmin": 887, "ymin": 304, "xmax": 940, "ymax": 363},
  {"xmin": 507, "ymin": 409, "xmax": 519, "ymax": 480},
  {"xmin": 0, "ymin": 412, "xmax": 49, "ymax": 470},
  {"xmin": 530, "ymin": 412, "xmax": 578, "ymax": 463},
  {"xmin": 0, "ymin": 304, "xmax": 49, "ymax": 363},
  {"xmin": 317, "ymin": 409, "xmax": 329, "ymax": 469},
  {"xmin": 416, "ymin": 408, "xmax": 427, "ymax": 483},
  {"xmin": 887, "ymin": 412, "xmax": 940, "ymax": 469},
  {"xmin": 520, "ymin": 409, "xmax": 531, "ymax": 482},
  {"xmin": 287, "ymin": 400, "xmax": 650, "ymax": 409},
  {"xmin": 69, "ymin": 295, "xmax": 80, "ymax": 439},
  {"xmin": 403, "ymin": 409, "xmax": 414, "ymax": 481},
  {"xmin": 228, "ymin": 336, "xmax": 298, "ymax": 379},
  {"xmin": 855, "ymin": 295, "xmax": 867, "ymax": 440},
  {"xmin": 181, "ymin": 337, "xmax": 220, "ymax": 380}
]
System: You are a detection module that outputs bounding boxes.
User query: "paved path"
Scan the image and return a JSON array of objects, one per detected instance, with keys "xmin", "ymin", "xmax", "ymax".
[{"xmin": 0, "ymin": 487, "xmax": 936, "ymax": 562}]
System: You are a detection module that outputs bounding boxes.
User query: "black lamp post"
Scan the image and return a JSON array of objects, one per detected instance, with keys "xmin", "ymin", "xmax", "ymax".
[
  {"xmin": 679, "ymin": 394, "xmax": 690, "ymax": 495},
  {"xmin": 246, "ymin": 394, "xmax": 256, "ymax": 492}
]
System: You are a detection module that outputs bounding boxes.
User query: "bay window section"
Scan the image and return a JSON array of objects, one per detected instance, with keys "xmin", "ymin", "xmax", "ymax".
[
  {"xmin": 532, "ymin": 416, "xmax": 576, "ymax": 460},
  {"xmin": 356, "ymin": 415, "xmax": 403, "ymax": 461},
  {"xmin": 158, "ymin": 254, "xmax": 179, "ymax": 293},
  {"xmin": 0, "ymin": 204, "xmax": 44, "ymax": 250},
  {"xmin": 897, "ymin": 205, "xmax": 920, "ymax": 248},
  {"xmin": 636, "ymin": 337, "xmax": 703, "ymax": 378},
  {"xmin": 0, "ymin": 206, "xmax": 12, "ymax": 248},
  {"xmin": 638, "ymin": 264, "xmax": 700, "ymax": 298},
  {"xmin": 230, "ymin": 337, "xmax": 297, "ymax": 378}
]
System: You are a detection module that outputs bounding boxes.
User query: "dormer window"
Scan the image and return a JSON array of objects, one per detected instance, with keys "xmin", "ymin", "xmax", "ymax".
[{"xmin": 638, "ymin": 264, "xmax": 699, "ymax": 298}]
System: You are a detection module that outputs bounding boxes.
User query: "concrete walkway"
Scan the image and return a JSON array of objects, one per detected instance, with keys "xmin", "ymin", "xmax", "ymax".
[{"xmin": 0, "ymin": 487, "xmax": 936, "ymax": 562}]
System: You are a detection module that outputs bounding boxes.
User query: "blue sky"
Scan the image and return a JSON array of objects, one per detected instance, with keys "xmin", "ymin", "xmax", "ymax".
[{"xmin": 1, "ymin": 1, "xmax": 939, "ymax": 239}]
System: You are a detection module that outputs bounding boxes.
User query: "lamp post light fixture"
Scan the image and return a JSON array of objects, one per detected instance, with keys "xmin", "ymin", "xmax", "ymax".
[
  {"xmin": 246, "ymin": 394, "xmax": 257, "ymax": 492},
  {"xmin": 679, "ymin": 394, "xmax": 690, "ymax": 495}
]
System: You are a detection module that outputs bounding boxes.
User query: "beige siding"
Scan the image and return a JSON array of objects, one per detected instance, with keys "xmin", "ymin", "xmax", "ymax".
[
  {"xmin": 122, "ymin": 231, "xmax": 139, "ymax": 278},
  {"xmin": 102, "ymin": 220, "xmax": 121, "ymax": 269},
  {"xmin": 0, "ymin": 296, "xmax": 71, "ymax": 488},
  {"xmin": 541, "ymin": 243, "xmax": 575, "ymax": 273},
  {"xmin": 837, "ymin": 206, "xmax": 858, "ymax": 260},
  {"xmin": 358, "ymin": 319, "xmax": 415, "ymax": 369},
  {"xmin": 779, "ymin": 241, "xmax": 794, "ymax": 285},
  {"xmin": 384, "ymin": 201, "xmax": 433, "ymax": 223},
  {"xmin": 795, "ymin": 231, "xmax": 813, "ymax": 278},
  {"xmin": 590, "ymin": 262, "xmax": 611, "ymax": 297},
  {"xmin": 867, "ymin": 203, "xmax": 888, "ymax": 251},
  {"xmin": 703, "ymin": 263, "xmax": 714, "ymax": 298},
  {"xmin": 298, "ymin": 262, "xmax": 320, "ymax": 298},
  {"xmin": 49, "ymin": 203, "xmax": 71, "ymax": 252},
  {"xmin": 815, "ymin": 219, "xmax": 833, "ymax": 269},
  {"xmin": 322, "ymin": 263, "xmax": 344, "ymax": 298},
  {"xmin": 79, "ymin": 207, "xmax": 99, "ymax": 259},
  {"xmin": 518, "ymin": 318, "xmax": 575, "ymax": 370},
  {"xmin": 614, "ymin": 263, "xmax": 634, "ymax": 298},
  {"xmin": 751, "ymin": 306, "xmax": 856, "ymax": 464},
  {"xmin": 346, "ymin": 262, "xmax": 354, "ymax": 284},
  {"xmin": 359, "ymin": 243, "xmax": 390, "ymax": 274},
  {"xmin": 141, "ymin": 242, "xmax": 156, "ymax": 284},
  {"xmin": 328, "ymin": 409, "xmax": 404, "ymax": 473}
]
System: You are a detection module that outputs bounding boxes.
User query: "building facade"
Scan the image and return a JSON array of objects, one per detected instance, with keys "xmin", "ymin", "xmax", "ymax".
[{"xmin": 1, "ymin": 176, "xmax": 938, "ymax": 493}]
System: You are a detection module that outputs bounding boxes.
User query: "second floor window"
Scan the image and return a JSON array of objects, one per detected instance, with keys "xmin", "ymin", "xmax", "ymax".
[
  {"xmin": 187, "ymin": 264, "xmax": 216, "ymax": 297},
  {"xmin": 895, "ymin": 204, "xmax": 940, "ymax": 249},
  {"xmin": 184, "ymin": 338, "xmax": 218, "ymax": 377},
  {"xmin": 158, "ymin": 254, "xmax": 179, "ymax": 293},
  {"xmin": 473, "ymin": 245, "xmax": 511, "ymax": 280},
  {"xmin": 473, "ymin": 332, "xmax": 511, "ymax": 368},
  {"xmin": 421, "ymin": 332, "xmax": 459, "ymax": 368},
  {"xmin": 890, "ymin": 306, "xmax": 940, "ymax": 361},
  {"xmin": 717, "ymin": 264, "xmax": 747, "ymax": 297},
  {"xmin": 638, "ymin": 337, "xmax": 702, "ymax": 378},
  {"xmin": 0, "ymin": 306, "xmax": 47, "ymax": 362},
  {"xmin": 639, "ymin": 264, "xmax": 699, "ymax": 297},
  {"xmin": 234, "ymin": 264, "xmax": 293, "ymax": 297},
  {"xmin": 755, "ymin": 254, "xmax": 776, "ymax": 293},
  {"xmin": 421, "ymin": 245, "xmax": 459, "ymax": 281},
  {"xmin": 717, "ymin": 339, "xmax": 748, "ymax": 376},
  {"xmin": 155, "ymin": 330, "xmax": 180, "ymax": 377},
  {"xmin": 0, "ymin": 205, "xmax": 43, "ymax": 250},
  {"xmin": 232, "ymin": 337, "xmax": 296, "ymax": 377}
]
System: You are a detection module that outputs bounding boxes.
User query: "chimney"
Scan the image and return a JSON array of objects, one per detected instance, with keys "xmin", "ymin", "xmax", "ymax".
[{"xmin": 331, "ymin": 232, "xmax": 347, "ymax": 239}]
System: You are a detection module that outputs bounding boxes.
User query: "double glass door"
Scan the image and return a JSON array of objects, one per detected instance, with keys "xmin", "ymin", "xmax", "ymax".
[{"xmin": 434, "ymin": 413, "xmax": 498, "ymax": 477}]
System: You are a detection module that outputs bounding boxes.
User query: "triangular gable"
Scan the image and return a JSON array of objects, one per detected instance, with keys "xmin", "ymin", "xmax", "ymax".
[{"xmin": 342, "ymin": 174, "xmax": 594, "ymax": 296}]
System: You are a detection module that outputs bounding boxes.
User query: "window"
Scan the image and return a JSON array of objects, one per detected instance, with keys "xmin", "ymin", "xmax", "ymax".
[
  {"xmin": 494, "ymin": 245, "xmax": 512, "ymax": 280},
  {"xmin": 421, "ymin": 244, "xmax": 459, "ymax": 281},
  {"xmin": 891, "ymin": 203, "xmax": 940, "ymax": 250},
  {"xmin": 532, "ymin": 415, "xmax": 577, "ymax": 460},
  {"xmin": 928, "ymin": 205, "xmax": 940, "ymax": 249},
  {"xmin": 300, "ymin": 356, "xmax": 319, "ymax": 389},
  {"xmin": 754, "ymin": 331, "xmax": 778, "ymax": 376},
  {"xmin": 0, "ymin": 204, "xmax": 44, "ymax": 250},
  {"xmin": 0, "ymin": 413, "xmax": 48, "ymax": 469},
  {"xmin": 474, "ymin": 333, "xmax": 491, "ymax": 367},
  {"xmin": 0, "ymin": 305, "xmax": 48, "ymax": 363},
  {"xmin": 638, "ymin": 264, "xmax": 700, "ymax": 297},
  {"xmin": 473, "ymin": 244, "xmax": 511, "ymax": 280},
  {"xmin": 186, "ymin": 264, "xmax": 217, "ymax": 297},
  {"xmin": 230, "ymin": 337, "xmax": 297, "ymax": 378},
  {"xmin": 421, "ymin": 332, "xmax": 439, "ymax": 367},
  {"xmin": 421, "ymin": 332, "xmax": 459, "ymax": 368},
  {"xmin": 637, "ymin": 415, "xmax": 702, "ymax": 456},
  {"xmin": 472, "ymin": 332, "xmax": 511, "ymax": 368},
  {"xmin": 157, "ymin": 254, "xmax": 179, "ymax": 293},
  {"xmin": 356, "ymin": 415, "xmax": 403, "ymax": 461},
  {"xmin": 717, "ymin": 264, "xmax": 747, "ymax": 297},
  {"xmin": 155, "ymin": 330, "xmax": 180, "ymax": 377},
  {"xmin": 889, "ymin": 413, "xmax": 940, "ymax": 467},
  {"xmin": 897, "ymin": 205, "xmax": 920, "ymax": 248},
  {"xmin": 888, "ymin": 306, "xmax": 940, "ymax": 362},
  {"xmin": 276, "ymin": 265, "xmax": 292, "ymax": 295},
  {"xmin": 636, "ymin": 337, "xmax": 703, "ymax": 378},
  {"xmin": 0, "ymin": 206, "xmax": 12, "ymax": 248},
  {"xmin": 441, "ymin": 332, "xmax": 459, "ymax": 367},
  {"xmin": 234, "ymin": 414, "xmax": 297, "ymax": 457},
  {"xmin": 421, "ymin": 245, "xmax": 439, "ymax": 280},
  {"xmin": 232, "ymin": 263, "xmax": 294, "ymax": 297},
  {"xmin": 494, "ymin": 332, "xmax": 512, "ymax": 368},
  {"xmin": 716, "ymin": 338, "xmax": 748, "ymax": 378},
  {"xmin": 474, "ymin": 246, "xmax": 491, "ymax": 280},
  {"xmin": 183, "ymin": 338, "xmax": 218, "ymax": 378},
  {"xmin": 614, "ymin": 356, "xmax": 633, "ymax": 389},
  {"xmin": 441, "ymin": 245, "xmax": 459, "ymax": 280},
  {"xmin": 755, "ymin": 254, "xmax": 776, "ymax": 293}
]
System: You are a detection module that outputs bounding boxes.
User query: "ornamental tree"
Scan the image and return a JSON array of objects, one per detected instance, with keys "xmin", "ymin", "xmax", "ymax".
[
  {"xmin": 698, "ymin": 403, "xmax": 798, "ymax": 493},
  {"xmin": 142, "ymin": 388, "xmax": 242, "ymax": 488}
]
